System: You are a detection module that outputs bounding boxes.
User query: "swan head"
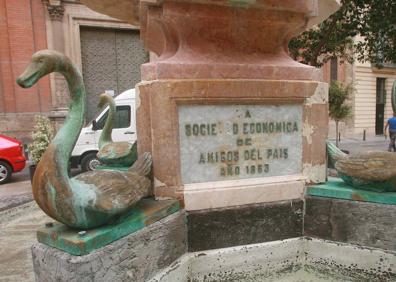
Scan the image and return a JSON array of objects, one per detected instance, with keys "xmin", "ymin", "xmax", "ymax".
[
  {"xmin": 16, "ymin": 50, "xmax": 67, "ymax": 88},
  {"xmin": 98, "ymin": 93, "xmax": 111, "ymax": 108}
]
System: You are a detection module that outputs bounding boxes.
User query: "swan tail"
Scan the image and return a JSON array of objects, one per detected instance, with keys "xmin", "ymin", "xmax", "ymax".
[
  {"xmin": 129, "ymin": 152, "xmax": 152, "ymax": 176},
  {"xmin": 326, "ymin": 140, "xmax": 347, "ymax": 164}
]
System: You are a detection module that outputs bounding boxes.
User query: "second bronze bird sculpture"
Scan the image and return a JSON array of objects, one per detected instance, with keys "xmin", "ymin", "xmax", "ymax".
[
  {"xmin": 17, "ymin": 50, "xmax": 152, "ymax": 229},
  {"xmin": 327, "ymin": 80, "xmax": 396, "ymax": 192},
  {"xmin": 96, "ymin": 93, "xmax": 137, "ymax": 168}
]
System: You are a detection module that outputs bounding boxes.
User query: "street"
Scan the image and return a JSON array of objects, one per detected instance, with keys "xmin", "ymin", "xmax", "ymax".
[
  {"xmin": 0, "ymin": 203, "xmax": 49, "ymax": 282},
  {"xmin": 335, "ymin": 135, "xmax": 390, "ymax": 154},
  {"xmin": 0, "ymin": 167, "xmax": 32, "ymax": 212}
]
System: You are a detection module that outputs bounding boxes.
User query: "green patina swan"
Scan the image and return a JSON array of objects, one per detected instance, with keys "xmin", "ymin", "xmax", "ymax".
[
  {"xmin": 327, "ymin": 80, "xmax": 396, "ymax": 192},
  {"xmin": 96, "ymin": 93, "xmax": 137, "ymax": 167},
  {"xmin": 16, "ymin": 50, "xmax": 152, "ymax": 229}
]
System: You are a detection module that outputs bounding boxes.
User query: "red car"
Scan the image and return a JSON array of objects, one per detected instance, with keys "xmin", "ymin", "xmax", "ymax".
[{"xmin": 0, "ymin": 135, "xmax": 26, "ymax": 184}]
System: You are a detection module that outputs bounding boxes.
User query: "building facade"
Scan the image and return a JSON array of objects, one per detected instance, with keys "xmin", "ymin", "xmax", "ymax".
[
  {"xmin": 0, "ymin": 0, "xmax": 51, "ymax": 142},
  {"xmin": 351, "ymin": 61, "xmax": 396, "ymax": 137},
  {"xmin": 325, "ymin": 56, "xmax": 396, "ymax": 139},
  {"xmin": 0, "ymin": 0, "xmax": 147, "ymax": 141}
]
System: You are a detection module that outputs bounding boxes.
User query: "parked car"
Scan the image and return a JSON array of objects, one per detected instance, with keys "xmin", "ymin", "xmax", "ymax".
[
  {"xmin": 70, "ymin": 88, "xmax": 137, "ymax": 171},
  {"xmin": 0, "ymin": 135, "xmax": 26, "ymax": 184}
]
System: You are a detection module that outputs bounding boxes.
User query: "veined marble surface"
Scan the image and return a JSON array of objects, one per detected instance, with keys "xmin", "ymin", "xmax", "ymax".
[{"xmin": 178, "ymin": 104, "xmax": 302, "ymax": 184}]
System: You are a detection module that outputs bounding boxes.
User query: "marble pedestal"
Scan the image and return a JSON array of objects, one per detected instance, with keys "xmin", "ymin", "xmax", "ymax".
[
  {"xmin": 137, "ymin": 79, "xmax": 328, "ymax": 210},
  {"xmin": 80, "ymin": 0, "xmax": 337, "ymax": 212}
]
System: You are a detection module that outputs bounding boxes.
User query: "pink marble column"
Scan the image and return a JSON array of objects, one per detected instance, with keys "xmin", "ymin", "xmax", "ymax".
[{"xmin": 81, "ymin": 0, "xmax": 339, "ymax": 210}]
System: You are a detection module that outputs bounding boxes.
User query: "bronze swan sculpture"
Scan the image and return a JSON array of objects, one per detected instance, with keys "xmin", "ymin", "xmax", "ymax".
[
  {"xmin": 96, "ymin": 93, "xmax": 137, "ymax": 167},
  {"xmin": 16, "ymin": 50, "xmax": 152, "ymax": 229}
]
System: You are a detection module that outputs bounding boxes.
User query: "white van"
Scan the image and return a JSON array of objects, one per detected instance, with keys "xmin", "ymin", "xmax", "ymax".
[{"xmin": 70, "ymin": 89, "xmax": 137, "ymax": 171}]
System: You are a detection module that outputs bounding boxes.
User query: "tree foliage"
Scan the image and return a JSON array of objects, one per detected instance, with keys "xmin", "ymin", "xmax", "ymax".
[
  {"xmin": 329, "ymin": 81, "xmax": 353, "ymax": 146},
  {"xmin": 329, "ymin": 81, "xmax": 353, "ymax": 121},
  {"xmin": 289, "ymin": 0, "xmax": 396, "ymax": 67},
  {"xmin": 28, "ymin": 116, "xmax": 54, "ymax": 164}
]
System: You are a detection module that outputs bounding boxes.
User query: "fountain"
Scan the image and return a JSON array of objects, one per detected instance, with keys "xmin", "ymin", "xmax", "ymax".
[{"xmin": 17, "ymin": 0, "xmax": 396, "ymax": 281}]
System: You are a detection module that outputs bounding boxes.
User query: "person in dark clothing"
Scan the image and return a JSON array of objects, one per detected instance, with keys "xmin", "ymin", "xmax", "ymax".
[{"xmin": 385, "ymin": 112, "xmax": 396, "ymax": 152}]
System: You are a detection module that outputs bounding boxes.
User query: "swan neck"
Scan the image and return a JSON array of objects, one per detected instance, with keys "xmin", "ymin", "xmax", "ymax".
[
  {"xmin": 53, "ymin": 64, "xmax": 85, "ymax": 180},
  {"xmin": 99, "ymin": 96, "xmax": 115, "ymax": 149}
]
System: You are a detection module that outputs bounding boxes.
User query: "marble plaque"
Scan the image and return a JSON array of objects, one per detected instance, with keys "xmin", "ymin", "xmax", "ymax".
[{"xmin": 178, "ymin": 105, "xmax": 303, "ymax": 184}]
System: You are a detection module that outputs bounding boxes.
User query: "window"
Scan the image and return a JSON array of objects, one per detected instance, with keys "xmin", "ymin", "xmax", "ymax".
[
  {"xmin": 96, "ymin": 106, "xmax": 131, "ymax": 130},
  {"xmin": 376, "ymin": 78, "xmax": 386, "ymax": 104},
  {"xmin": 375, "ymin": 77, "xmax": 386, "ymax": 135}
]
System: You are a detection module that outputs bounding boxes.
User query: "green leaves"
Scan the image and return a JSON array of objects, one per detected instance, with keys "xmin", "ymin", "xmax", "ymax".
[
  {"xmin": 329, "ymin": 81, "xmax": 353, "ymax": 121},
  {"xmin": 28, "ymin": 115, "xmax": 54, "ymax": 164},
  {"xmin": 289, "ymin": 0, "xmax": 396, "ymax": 67}
]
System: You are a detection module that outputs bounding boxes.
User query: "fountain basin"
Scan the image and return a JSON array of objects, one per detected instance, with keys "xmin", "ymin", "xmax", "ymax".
[{"xmin": 150, "ymin": 237, "xmax": 396, "ymax": 282}]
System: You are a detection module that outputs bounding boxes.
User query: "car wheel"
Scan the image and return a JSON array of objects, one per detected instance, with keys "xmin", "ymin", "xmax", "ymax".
[
  {"xmin": 0, "ymin": 161, "xmax": 12, "ymax": 185},
  {"xmin": 81, "ymin": 152, "xmax": 100, "ymax": 172}
]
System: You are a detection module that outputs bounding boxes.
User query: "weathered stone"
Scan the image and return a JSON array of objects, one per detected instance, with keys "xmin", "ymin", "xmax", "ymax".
[
  {"xmin": 305, "ymin": 196, "xmax": 396, "ymax": 251},
  {"xmin": 187, "ymin": 200, "xmax": 303, "ymax": 252},
  {"xmin": 37, "ymin": 199, "xmax": 180, "ymax": 255},
  {"xmin": 178, "ymin": 104, "xmax": 302, "ymax": 184},
  {"xmin": 32, "ymin": 211, "xmax": 187, "ymax": 282}
]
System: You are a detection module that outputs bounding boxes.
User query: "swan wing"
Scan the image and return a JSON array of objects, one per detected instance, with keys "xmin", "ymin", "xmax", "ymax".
[
  {"xmin": 97, "ymin": 142, "xmax": 134, "ymax": 159},
  {"xmin": 73, "ymin": 170, "xmax": 151, "ymax": 211},
  {"xmin": 336, "ymin": 152, "xmax": 396, "ymax": 181}
]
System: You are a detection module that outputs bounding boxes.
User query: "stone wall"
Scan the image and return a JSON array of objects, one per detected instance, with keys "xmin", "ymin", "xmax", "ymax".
[
  {"xmin": 187, "ymin": 200, "xmax": 304, "ymax": 252},
  {"xmin": 0, "ymin": 0, "xmax": 52, "ymax": 140},
  {"xmin": 305, "ymin": 196, "xmax": 396, "ymax": 251}
]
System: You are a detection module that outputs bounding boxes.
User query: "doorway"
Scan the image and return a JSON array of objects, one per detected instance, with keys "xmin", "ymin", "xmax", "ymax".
[
  {"xmin": 80, "ymin": 27, "xmax": 148, "ymax": 121},
  {"xmin": 375, "ymin": 77, "xmax": 386, "ymax": 135}
]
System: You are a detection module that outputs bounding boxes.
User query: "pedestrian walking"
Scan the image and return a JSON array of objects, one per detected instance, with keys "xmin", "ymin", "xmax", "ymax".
[{"xmin": 384, "ymin": 112, "xmax": 396, "ymax": 152}]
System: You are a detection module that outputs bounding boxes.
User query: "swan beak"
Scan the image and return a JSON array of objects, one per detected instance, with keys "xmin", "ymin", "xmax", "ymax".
[{"xmin": 16, "ymin": 64, "xmax": 42, "ymax": 88}]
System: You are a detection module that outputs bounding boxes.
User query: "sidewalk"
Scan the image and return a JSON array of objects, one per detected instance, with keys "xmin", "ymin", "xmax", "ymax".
[
  {"xmin": 0, "ymin": 202, "xmax": 50, "ymax": 282},
  {"xmin": 0, "ymin": 180, "xmax": 33, "ymax": 212},
  {"xmin": 330, "ymin": 135, "xmax": 389, "ymax": 154}
]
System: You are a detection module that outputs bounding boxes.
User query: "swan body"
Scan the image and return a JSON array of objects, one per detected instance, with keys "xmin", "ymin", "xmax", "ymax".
[
  {"xmin": 17, "ymin": 50, "xmax": 152, "ymax": 229},
  {"xmin": 327, "ymin": 80, "xmax": 396, "ymax": 192},
  {"xmin": 97, "ymin": 93, "xmax": 137, "ymax": 167},
  {"xmin": 327, "ymin": 140, "xmax": 396, "ymax": 192}
]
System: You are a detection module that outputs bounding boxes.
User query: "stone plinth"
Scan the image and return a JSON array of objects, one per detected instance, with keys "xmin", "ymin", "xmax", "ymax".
[
  {"xmin": 32, "ymin": 211, "xmax": 187, "ymax": 282},
  {"xmin": 36, "ymin": 199, "xmax": 180, "ymax": 255},
  {"xmin": 308, "ymin": 177, "xmax": 396, "ymax": 205}
]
